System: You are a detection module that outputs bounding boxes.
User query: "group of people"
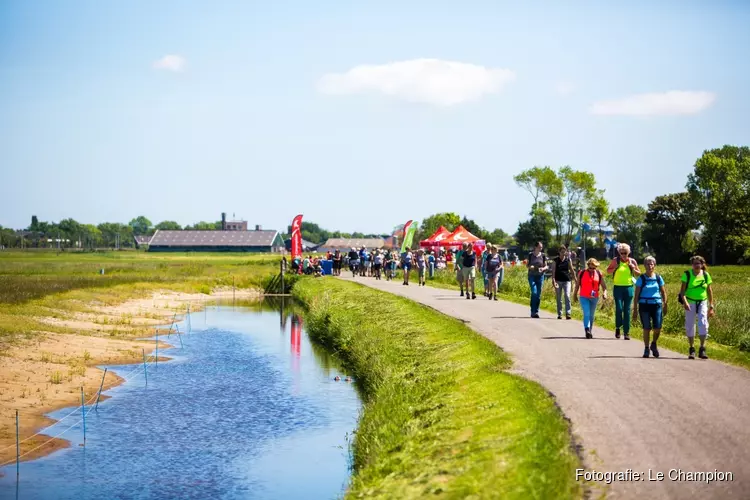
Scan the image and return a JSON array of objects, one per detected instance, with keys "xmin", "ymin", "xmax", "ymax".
[{"xmin": 527, "ymin": 242, "xmax": 715, "ymax": 360}]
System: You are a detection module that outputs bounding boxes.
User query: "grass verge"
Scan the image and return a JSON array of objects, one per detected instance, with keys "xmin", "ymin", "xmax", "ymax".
[{"xmin": 294, "ymin": 278, "xmax": 582, "ymax": 499}]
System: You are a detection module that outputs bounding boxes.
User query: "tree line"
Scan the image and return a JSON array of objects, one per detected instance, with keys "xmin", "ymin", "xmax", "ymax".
[
  {"xmin": 512, "ymin": 144, "xmax": 749, "ymax": 265},
  {"xmin": 0, "ymin": 216, "xmax": 229, "ymax": 249}
]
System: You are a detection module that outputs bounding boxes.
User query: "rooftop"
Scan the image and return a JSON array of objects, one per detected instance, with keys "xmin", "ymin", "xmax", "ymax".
[{"xmin": 149, "ymin": 230, "xmax": 280, "ymax": 247}]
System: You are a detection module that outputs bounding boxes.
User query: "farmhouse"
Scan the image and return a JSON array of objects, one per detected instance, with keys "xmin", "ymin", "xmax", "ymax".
[{"xmin": 148, "ymin": 229, "xmax": 284, "ymax": 253}]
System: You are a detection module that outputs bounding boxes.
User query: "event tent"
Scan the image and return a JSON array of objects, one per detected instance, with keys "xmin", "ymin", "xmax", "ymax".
[
  {"xmin": 419, "ymin": 226, "xmax": 451, "ymax": 247},
  {"xmin": 438, "ymin": 226, "xmax": 480, "ymax": 247}
]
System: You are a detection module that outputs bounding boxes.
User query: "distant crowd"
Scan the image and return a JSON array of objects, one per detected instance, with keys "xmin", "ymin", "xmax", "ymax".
[{"xmin": 290, "ymin": 242, "xmax": 716, "ymax": 360}]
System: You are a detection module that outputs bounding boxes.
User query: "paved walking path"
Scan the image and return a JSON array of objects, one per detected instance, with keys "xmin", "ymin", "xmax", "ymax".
[{"xmin": 339, "ymin": 275, "xmax": 750, "ymax": 499}]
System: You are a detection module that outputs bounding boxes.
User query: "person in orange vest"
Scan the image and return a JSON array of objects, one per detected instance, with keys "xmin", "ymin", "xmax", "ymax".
[{"xmin": 573, "ymin": 258, "xmax": 609, "ymax": 338}]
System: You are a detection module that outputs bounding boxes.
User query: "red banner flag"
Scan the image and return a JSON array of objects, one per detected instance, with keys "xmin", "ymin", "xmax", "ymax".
[{"xmin": 291, "ymin": 214, "xmax": 303, "ymax": 258}]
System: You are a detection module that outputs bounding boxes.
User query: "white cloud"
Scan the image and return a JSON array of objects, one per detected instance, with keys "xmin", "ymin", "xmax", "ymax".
[
  {"xmin": 590, "ymin": 91, "xmax": 716, "ymax": 116},
  {"xmin": 317, "ymin": 58, "xmax": 516, "ymax": 107},
  {"xmin": 554, "ymin": 81, "xmax": 576, "ymax": 96},
  {"xmin": 152, "ymin": 55, "xmax": 186, "ymax": 72}
]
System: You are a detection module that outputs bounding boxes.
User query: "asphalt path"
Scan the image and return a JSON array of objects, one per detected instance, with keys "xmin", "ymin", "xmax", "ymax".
[{"xmin": 338, "ymin": 274, "xmax": 750, "ymax": 499}]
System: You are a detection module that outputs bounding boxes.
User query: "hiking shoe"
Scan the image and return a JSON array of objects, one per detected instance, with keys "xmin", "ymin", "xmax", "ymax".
[
  {"xmin": 493, "ymin": 295, "xmax": 498, "ymax": 301},
  {"xmin": 460, "ymin": 291, "xmax": 464, "ymax": 297},
  {"xmin": 557, "ymin": 315, "xmax": 562, "ymax": 320},
  {"xmin": 650, "ymin": 342, "xmax": 660, "ymax": 358},
  {"xmin": 466, "ymin": 294, "xmax": 470, "ymax": 300},
  {"xmin": 566, "ymin": 315, "xmax": 572, "ymax": 320},
  {"xmin": 472, "ymin": 293, "xmax": 476, "ymax": 300},
  {"xmin": 643, "ymin": 347, "xmax": 650, "ymax": 358},
  {"xmin": 615, "ymin": 329, "xmax": 621, "ymax": 339},
  {"xmin": 699, "ymin": 347, "xmax": 708, "ymax": 359},
  {"xmin": 585, "ymin": 329, "xmax": 592, "ymax": 339},
  {"xmin": 688, "ymin": 346, "xmax": 696, "ymax": 359},
  {"xmin": 531, "ymin": 313, "xmax": 540, "ymax": 318},
  {"xmin": 624, "ymin": 333, "xmax": 630, "ymax": 340},
  {"xmin": 488, "ymin": 294, "xmax": 493, "ymax": 300}
]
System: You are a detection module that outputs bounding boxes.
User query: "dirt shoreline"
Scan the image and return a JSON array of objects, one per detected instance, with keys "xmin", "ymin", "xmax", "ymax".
[{"xmin": 0, "ymin": 288, "xmax": 259, "ymax": 471}]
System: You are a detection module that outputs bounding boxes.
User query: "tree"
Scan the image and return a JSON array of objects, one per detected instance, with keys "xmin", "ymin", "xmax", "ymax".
[
  {"xmin": 419, "ymin": 213, "xmax": 461, "ymax": 239},
  {"xmin": 686, "ymin": 145, "xmax": 750, "ymax": 264},
  {"xmin": 285, "ymin": 221, "xmax": 331, "ymax": 244},
  {"xmin": 643, "ymin": 192, "xmax": 698, "ymax": 263},
  {"xmin": 129, "ymin": 216, "xmax": 153, "ymax": 235},
  {"xmin": 185, "ymin": 221, "xmax": 219, "ymax": 230},
  {"xmin": 589, "ymin": 192, "xmax": 611, "ymax": 246},
  {"xmin": 155, "ymin": 221, "xmax": 182, "ymax": 231},
  {"xmin": 513, "ymin": 166, "xmax": 563, "ymax": 211},
  {"xmin": 559, "ymin": 166, "xmax": 597, "ymax": 245},
  {"xmin": 459, "ymin": 216, "xmax": 490, "ymax": 241},
  {"xmin": 515, "ymin": 208, "xmax": 553, "ymax": 251},
  {"xmin": 610, "ymin": 205, "xmax": 647, "ymax": 257},
  {"xmin": 29, "ymin": 216, "xmax": 39, "ymax": 232}
]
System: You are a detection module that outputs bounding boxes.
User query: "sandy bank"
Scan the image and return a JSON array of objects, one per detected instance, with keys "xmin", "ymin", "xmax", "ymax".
[{"xmin": 0, "ymin": 288, "xmax": 258, "ymax": 470}]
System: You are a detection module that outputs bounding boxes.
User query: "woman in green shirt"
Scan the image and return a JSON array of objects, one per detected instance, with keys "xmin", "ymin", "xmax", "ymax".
[
  {"xmin": 678, "ymin": 255, "xmax": 715, "ymax": 360},
  {"xmin": 606, "ymin": 243, "xmax": 641, "ymax": 340}
]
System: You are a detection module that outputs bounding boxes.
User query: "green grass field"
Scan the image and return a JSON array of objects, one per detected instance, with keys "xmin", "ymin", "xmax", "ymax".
[
  {"xmin": 0, "ymin": 251, "xmax": 281, "ymax": 345},
  {"xmin": 412, "ymin": 263, "xmax": 750, "ymax": 368},
  {"xmin": 294, "ymin": 278, "xmax": 582, "ymax": 499}
]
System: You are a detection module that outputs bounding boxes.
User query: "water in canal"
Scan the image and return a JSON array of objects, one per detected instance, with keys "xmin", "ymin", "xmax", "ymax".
[{"xmin": 0, "ymin": 300, "xmax": 361, "ymax": 499}]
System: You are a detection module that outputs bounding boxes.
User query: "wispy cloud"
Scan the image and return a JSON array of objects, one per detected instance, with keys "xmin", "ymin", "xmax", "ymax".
[
  {"xmin": 554, "ymin": 81, "xmax": 576, "ymax": 96},
  {"xmin": 152, "ymin": 55, "xmax": 186, "ymax": 72},
  {"xmin": 590, "ymin": 91, "xmax": 716, "ymax": 116},
  {"xmin": 317, "ymin": 58, "xmax": 516, "ymax": 107}
]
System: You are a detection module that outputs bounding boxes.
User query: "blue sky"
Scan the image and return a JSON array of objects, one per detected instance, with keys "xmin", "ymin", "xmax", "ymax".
[{"xmin": 1, "ymin": 0, "xmax": 748, "ymax": 235}]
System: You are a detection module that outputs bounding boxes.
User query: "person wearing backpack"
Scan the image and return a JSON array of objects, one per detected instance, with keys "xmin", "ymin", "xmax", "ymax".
[
  {"xmin": 573, "ymin": 258, "xmax": 608, "ymax": 338},
  {"xmin": 678, "ymin": 255, "xmax": 715, "ymax": 359},
  {"xmin": 606, "ymin": 243, "xmax": 641, "ymax": 340},
  {"xmin": 632, "ymin": 256, "xmax": 667, "ymax": 358},
  {"xmin": 527, "ymin": 242, "xmax": 549, "ymax": 318}
]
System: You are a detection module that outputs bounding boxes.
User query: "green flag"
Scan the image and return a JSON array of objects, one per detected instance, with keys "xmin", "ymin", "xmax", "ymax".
[{"xmin": 400, "ymin": 220, "xmax": 417, "ymax": 253}]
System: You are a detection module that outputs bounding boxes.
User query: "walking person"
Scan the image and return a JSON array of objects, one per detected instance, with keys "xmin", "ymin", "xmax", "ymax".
[
  {"xmin": 481, "ymin": 246, "xmax": 490, "ymax": 296},
  {"xmin": 427, "ymin": 250, "xmax": 435, "ymax": 279},
  {"xmin": 462, "ymin": 242, "xmax": 477, "ymax": 299},
  {"xmin": 384, "ymin": 251, "xmax": 393, "ymax": 281},
  {"xmin": 347, "ymin": 247, "xmax": 359, "ymax": 277},
  {"xmin": 606, "ymin": 243, "xmax": 641, "ymax": 339},
  {"xmin": 527, "ymin": 242, "xmax": 549, "ymax": 318},
  {"xmin": 573, "ymin": 258, "xmax": 608, "ymax": 338},
  {"xmin": 332, "ymin": 249, "xmax": 342, "ymax": 276},
  {"xmin": 633, "ymin": 256, "xmax": 667, "ymax": 358},
  {"xmin": 401, "ymin": 247, "xmax": 413, "ymax": 285},
  {"xmin": 373, "ymin": 250, "xmax": 383, "ymax": 280},
  {"xmin": 416, "ymin": 249, "xmax": 427, "ymax": 286},
  {"xmin": 484, "ymin": 244, "xmax": 503, "ymax": 301},
  {"xmin": 551, "ymin": 245, "xmax": 575, "ymax": 320},
  {"xmin": 678, "ymin": 256, "xmax": 715, "ymax": 359},
  {"xmin": 454, "ymin": 247, "xmax": 465, "ymax": 297}
]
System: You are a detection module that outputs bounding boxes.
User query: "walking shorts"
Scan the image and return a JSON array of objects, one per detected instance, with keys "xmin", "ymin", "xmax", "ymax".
[{"xmin": 638, "ymin": 302, "xmax": 663, "ymax": 330}]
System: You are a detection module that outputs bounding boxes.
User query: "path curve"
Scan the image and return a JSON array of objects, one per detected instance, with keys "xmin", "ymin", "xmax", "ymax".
[{"xmin": 339, "ymin": 275, "xmax": 750, "ymax": 499}]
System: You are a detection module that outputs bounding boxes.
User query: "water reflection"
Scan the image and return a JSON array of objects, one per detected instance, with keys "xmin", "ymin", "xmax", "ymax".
[{"xmin": 0, "ymin": 299, "xmax": 360, "ymax": 500}]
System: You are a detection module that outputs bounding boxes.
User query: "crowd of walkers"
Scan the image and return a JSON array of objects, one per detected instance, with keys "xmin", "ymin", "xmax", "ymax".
[
  {"xmin": 532, "ymin": 242, "xmax": 715, "ymax": 360},
  {"xmin": 319, "ymin": 241, "xmax": 716, "ymax": 360}
]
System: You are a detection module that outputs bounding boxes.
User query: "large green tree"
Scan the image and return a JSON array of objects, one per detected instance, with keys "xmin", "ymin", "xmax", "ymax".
[
  {"xmin": 686, "ymin": 145, "xmax": 750, "ymax": 264},
  {"xmin": 515, "ymin": 208, "xmax": 553, "ymax": 251},
  {"xmin": 643, "ymin": 192, "xmax": 698, "ymax": 263},
  {"xmin": 155, "ymin": 220, "xmax": 182, "ymax": 230},
  {"xmin": 589, "ymin": 192, "xmax": 611, "ymax": 246},
  {"xmin": 513, "ymin": 166, "xmax": 563, "ymax": 212},
  {"xmin": 559, "ymin": 166, "xmax": 597, "ymax": 245},
  {"xmin": 129, "ymin": 216, "xmax": 153, "ymax": 235},
  {"xmin": 419, "ymin": 212, "xmax": 461, "ymax": 239},
  {"xmin": 610, "ymin": 205, "xmax": 647, "ymax": 257}
]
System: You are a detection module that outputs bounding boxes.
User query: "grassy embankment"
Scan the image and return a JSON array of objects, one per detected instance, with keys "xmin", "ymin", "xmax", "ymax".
[
  {"xmin": 294, "ymin": 278, "xmax": 582, "ymax": 499},
  {"xmin": 410, "ymin": 263, "xmax": 750, "ymax": 368},
  {"xmin": 0, "ymin": 251, "xmax": 283, "ymax": 345}
]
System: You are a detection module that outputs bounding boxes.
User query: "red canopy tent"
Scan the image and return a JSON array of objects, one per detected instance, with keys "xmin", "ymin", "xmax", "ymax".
[
  {"xmin": 439, "ymin": 225, "xmax": 480, "ymax": 247},
  {"xmin": 419, "ymin": 226, "xmax": 451, "ymax": 247}
]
